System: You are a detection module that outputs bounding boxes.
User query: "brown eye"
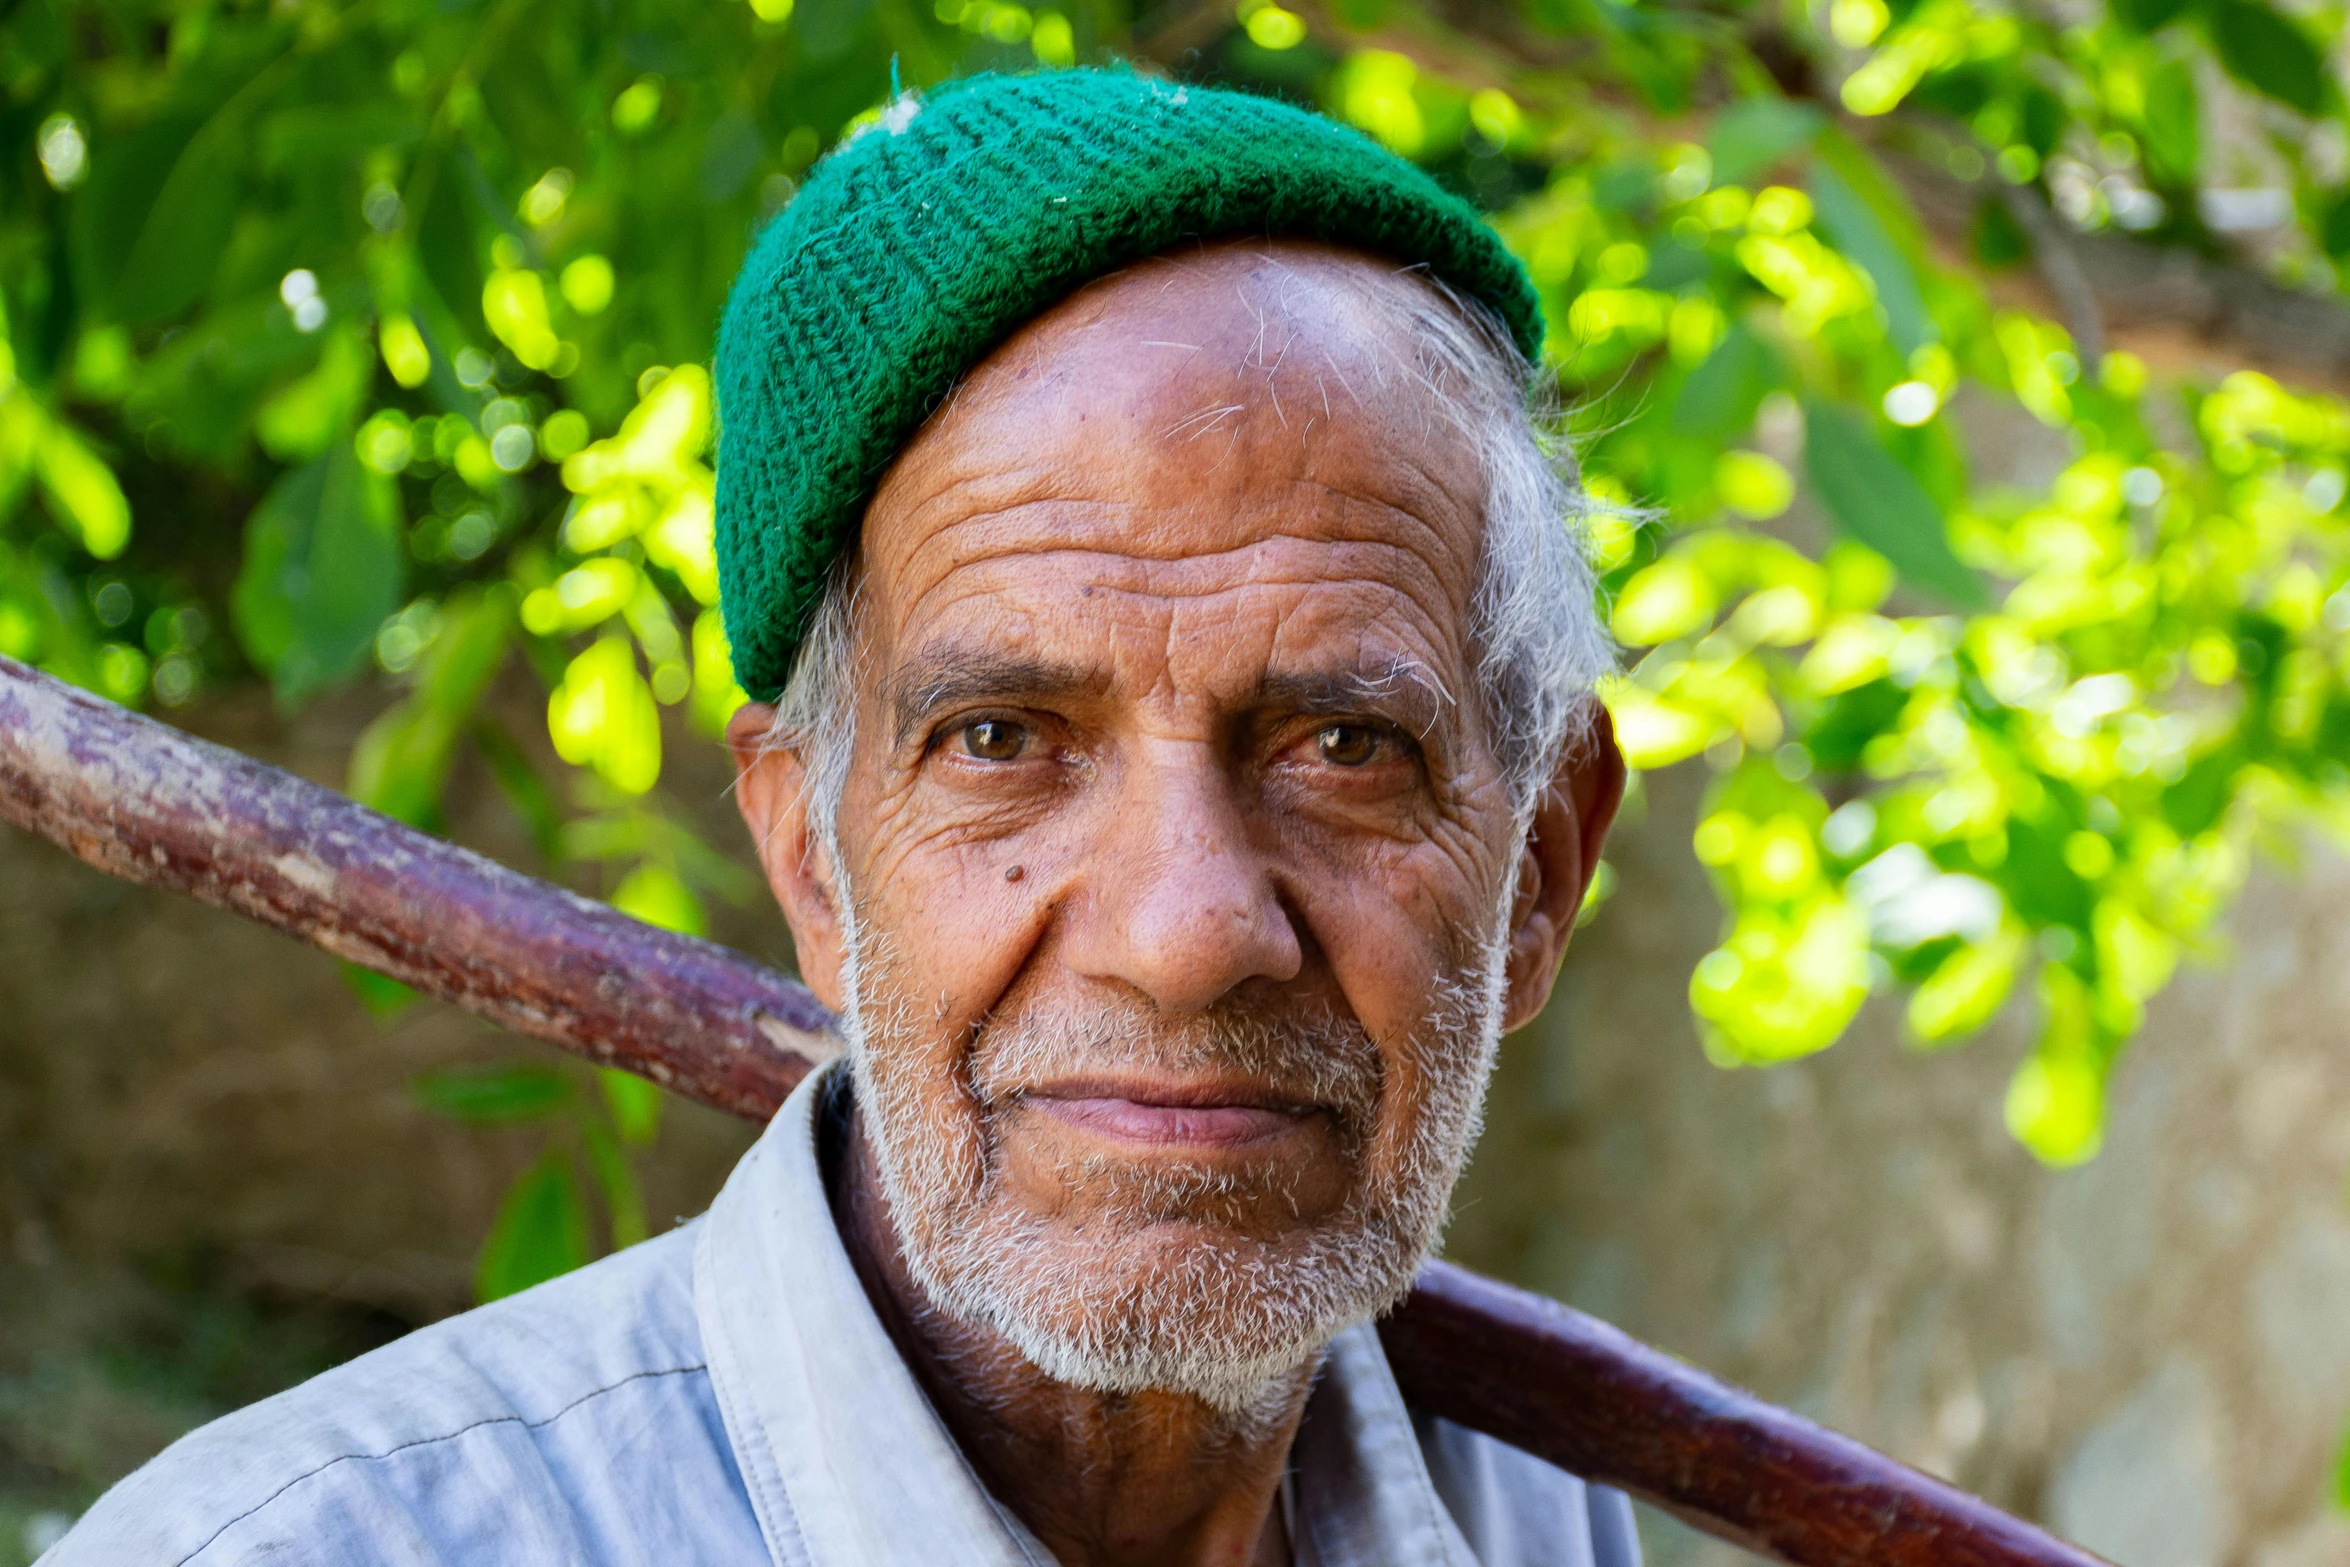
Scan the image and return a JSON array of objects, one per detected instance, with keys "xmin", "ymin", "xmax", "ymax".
[
  {"xmin": 959, "ymin": 719, "xmax": 1028, "ymax": 761},
  {"xmin": 1316, "ymin": 724, "xmax": 1381, "ymax": 767}
]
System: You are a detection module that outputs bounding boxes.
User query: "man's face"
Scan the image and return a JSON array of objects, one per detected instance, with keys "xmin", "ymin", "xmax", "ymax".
[{"xmin": 735, "ymin": 242, "xmax": 1617, "ymax": 1406}]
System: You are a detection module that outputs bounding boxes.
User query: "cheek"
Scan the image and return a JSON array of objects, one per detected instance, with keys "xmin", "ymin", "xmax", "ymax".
[
  {"xmin": 1288, "ymin": 834, "xmax": 1506, "ymax": 1176},
  {"xmin": 1292, "ymin": 829, "xmax": 1503, "ymax": 1032},
  {"xmin": 846, "ymin": 783, "xmax": 1050, "ymax": 1038}
]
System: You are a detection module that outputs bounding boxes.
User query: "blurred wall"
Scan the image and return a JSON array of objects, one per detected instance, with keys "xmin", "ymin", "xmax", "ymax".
[
  {"xmin": 1448, "ymin": 762, "xmax": 2350, "ymax": 1567},
  {"xmin": 9, "ymin": 693, "xmax": 2350, "ymax": 1566}
]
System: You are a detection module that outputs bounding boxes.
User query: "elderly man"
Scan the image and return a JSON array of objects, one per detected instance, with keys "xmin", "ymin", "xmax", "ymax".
[{"xmin": 54, "ymin": 68, "xmax": 1627, "ymax": 1567}]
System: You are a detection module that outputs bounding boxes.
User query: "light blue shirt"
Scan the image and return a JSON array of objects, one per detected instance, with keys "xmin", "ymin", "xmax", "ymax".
[{"xmin": 51, "ymin": 1061, "xmax": 1640, "ymax": 1567}]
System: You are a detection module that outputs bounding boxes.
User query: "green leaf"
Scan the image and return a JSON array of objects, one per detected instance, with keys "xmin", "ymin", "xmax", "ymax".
[
  {"xmin": 341, "ymin": 962, "xmax": 420, "ymax": 1018},
  {"xmin": 110, "ymin": 110, "xmax": 245, "ymax": 324},
  {"xmin": 2160, "ymin": 741, "xmax": 2244, "ymax": 836},
  {"xmin": 348, "ymin": 587, "xmax": 516, "ymax": 829},
  {"xmin": 69, "ymin": 114, "xmax": 199, "ymax": 312},
  {"xmin": 416, "ymin": 1063, "xmax": 571, "ymax": 1122},
  {"xmin": 1705, "ymin": 97, "xmax": 1823, "ymax": 187},
  {"xmin": 582, "ymin": 1120, "xmax": 649, "ymax": 1251},
  {"xmin": 474, "ymin": 1149, "xmax": 591, "ymax": 1302},
  {"xmin": 33, "ymin": 416, "xmax": 131, "ymax": 558},
  {"xmin": 2113, "ymin": 0, "xmax": 2194, "ymax": 32},
  {"xmin": 1803, "ymin": 679, "xmax": 1908, "ymax": 772},
  {"xmin": 472, "ymin": 718, "xmax": 567, "ymax": 862},
  {"xmin": 1998, "ymin": 814, "xmax": 2098, "ymax": 933},
  {"xmin": 2321, "ymin": 194, "xmax": 2350, "ymax": 260},
  {"xmin": 1970, "ymin": 195, "xmax": 2031, "ymax": 269},
  {"xmin": 599, "ymin": 1068, "xmax": 664, "ymax": 1147},
  {"xmin": 231, "ymin": 443, "xmax": 406, "ymax": 704},
  {"xmin": 416, "ymin": 174, "xmax": 490, "ymax": 341},
  {"xmin": 1801, "ymin": 399, "xmax": 1988, "ymax": 609},
  {"xmin": 1672, "ymin": 322, "xmax": 1782, "ymax": 443},
  {"xmin": 1807, "ymin": 161, "xmax": 1935, "ymax": 356},
  {"xmin": 2019, "ymin": 86, "xmax": 2067, "ymax": 158},
  {"xmin": 611, "ymin": 861, "xmax": 706, "ymax": 936},
  {"xmin": 256, "ymin": 330, "xmax": 375, "ymax": 463},
  {"xmin": 2138, "ymin": 57, "xmax": 2201, "ymax": 183},
  {"xmin": 1811, "ymin": 129, "xmax": 1932, "ymax": 256},
  {"xmin": 2203, "ymin": 0, "xmax": 2327, "ymax": 115}
]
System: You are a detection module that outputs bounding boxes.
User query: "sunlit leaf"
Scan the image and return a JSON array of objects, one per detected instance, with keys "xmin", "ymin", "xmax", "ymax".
[
  {"xmin": 612, "ymin": 862, "xmax": 706, "ymax": 938},
  {"xmin": 1613, "ymin": 554, "xmax": 1719, "ymax": 644},
  {"xmin": 548, "ymin": 634, "xmax": 662, "ymax": 794},
  {"xmin": 1908, "ymin": 928, "xmax": 2024, "ymax": 1043},
  {"xmin": 257, "ymin": 331, "xmax": 375, "ymax": 462},
  {"xmin": 1605, "ymin": 684, "xmax": 1721, "ymax": 769},
  {"xmin": 33, "ymin": 416, "xmax": 130, "ymax": 558},
  {"xmin": 1689, "ymin": 896, "xmax": 1872, "ymax": 1063},
  {"xmin": 599, "ymin": 1068, "xmax": 664, "ymax": 1149},
  {"xmin": 2004, "ymin": 965, "xmax": 2106, "ymax": 1166}
]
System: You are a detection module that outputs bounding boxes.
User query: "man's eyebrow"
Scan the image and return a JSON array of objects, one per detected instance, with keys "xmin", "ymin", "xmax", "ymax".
[
  {"xmin": 889, "ymin": 650, "xmax": 1104, "ymax": 745},
  {"xmin": 1255, "ymin": 661, "xmax": 1452, "ymax": 738}
]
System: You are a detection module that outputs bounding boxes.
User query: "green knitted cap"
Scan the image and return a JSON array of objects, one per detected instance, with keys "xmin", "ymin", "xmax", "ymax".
[{"xmin": 713, "ymin": 67, "xmax": 1543, "ymax": 700}]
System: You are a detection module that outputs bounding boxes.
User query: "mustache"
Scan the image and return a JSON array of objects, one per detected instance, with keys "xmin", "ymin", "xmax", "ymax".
[{"xmin": 966, "ymin": 997, "xmax": 1386, "ymax": 1130}]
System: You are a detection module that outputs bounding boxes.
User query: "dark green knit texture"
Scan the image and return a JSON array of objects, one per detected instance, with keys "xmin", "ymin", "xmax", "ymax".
[{"xmin": 713, "ymin": 67, "xmax": 1543, "ymax": 700}]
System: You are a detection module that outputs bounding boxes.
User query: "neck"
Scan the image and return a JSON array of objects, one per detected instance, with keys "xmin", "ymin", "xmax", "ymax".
[{"xmin": 829, "ymin": 1104, "xmax": 1312, "ymax": 1567}]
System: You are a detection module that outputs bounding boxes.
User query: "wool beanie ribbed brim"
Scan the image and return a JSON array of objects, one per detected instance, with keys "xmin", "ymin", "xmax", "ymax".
[{"xmin": 712, "ymin": 66, "xmax": 1543, "ymax": 700}]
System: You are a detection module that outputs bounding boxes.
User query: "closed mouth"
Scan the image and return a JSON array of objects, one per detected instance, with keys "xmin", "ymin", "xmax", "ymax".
[{"xmin": 1017, "ymin": 1076, "xmax": 1323, "ymax": 1149}]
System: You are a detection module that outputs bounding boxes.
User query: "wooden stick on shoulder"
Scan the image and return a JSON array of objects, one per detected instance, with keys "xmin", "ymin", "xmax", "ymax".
[{"xmin": 0, "ymin": 655, "xmax": 2108, "ymax": 1567}]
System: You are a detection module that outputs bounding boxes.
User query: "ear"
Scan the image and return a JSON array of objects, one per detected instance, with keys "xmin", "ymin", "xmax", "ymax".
[
  {"xmin": 727, "ymin": 702, "xmax": 850, "ymax": 1013},
  {"xmin": 1499, "ymin": 699, "xmax": 1627, "ymax": 1033}
]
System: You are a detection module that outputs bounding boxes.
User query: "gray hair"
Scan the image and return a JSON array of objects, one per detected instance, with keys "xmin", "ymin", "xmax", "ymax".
[{"xmin": 767, "ymin": 261, "xmax": 1615, "ymax": 857}]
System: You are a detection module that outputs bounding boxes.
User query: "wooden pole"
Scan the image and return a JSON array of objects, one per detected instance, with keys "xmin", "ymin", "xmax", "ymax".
[{"xmin": 0, "ymin": 654, "xmax": 2110, "ymax": 1567}]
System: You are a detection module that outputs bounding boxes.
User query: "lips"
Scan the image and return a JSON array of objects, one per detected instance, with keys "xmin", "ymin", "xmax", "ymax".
[{"xmin": 1019, "ymin": 1077, "xmax": 1319, "ymax": 1150}]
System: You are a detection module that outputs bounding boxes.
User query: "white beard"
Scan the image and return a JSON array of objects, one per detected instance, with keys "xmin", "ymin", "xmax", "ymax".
[{"xmin": 835, "ymin": 897, "xmax": 1511, "ymax": 1414}]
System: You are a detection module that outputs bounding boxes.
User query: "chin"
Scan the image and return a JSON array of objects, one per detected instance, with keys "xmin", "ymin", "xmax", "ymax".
[{"xmin": 925, "ymin": 1209, "xmax": 1427, "ymax": 1415}]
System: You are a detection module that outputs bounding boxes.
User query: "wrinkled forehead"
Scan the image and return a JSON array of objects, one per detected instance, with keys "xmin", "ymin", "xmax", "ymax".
[{"xmin": 852, "ymin": 241, "xmax": 1495, "ymax": 693}]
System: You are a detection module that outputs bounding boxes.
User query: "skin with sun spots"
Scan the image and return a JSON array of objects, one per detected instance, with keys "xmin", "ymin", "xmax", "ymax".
[{"xmin": 730, "ymin": 240, "xmax": 1623, "ymax": 1567}]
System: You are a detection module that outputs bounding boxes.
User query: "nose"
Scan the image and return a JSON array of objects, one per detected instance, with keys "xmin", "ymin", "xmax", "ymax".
[{"xmin": 1060, "ymin": 741, "xmax": 1303, "ymax": 1013}]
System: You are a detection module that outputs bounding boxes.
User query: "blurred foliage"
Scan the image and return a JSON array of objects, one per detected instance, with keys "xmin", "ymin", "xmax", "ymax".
[
  {"xmin": 11, "ymin": 0, "xmax": 2350, "ymax": 1299},
  {"xmin": 412, "ymin": 1059, "xmax": 665, "ymax": 1300}
]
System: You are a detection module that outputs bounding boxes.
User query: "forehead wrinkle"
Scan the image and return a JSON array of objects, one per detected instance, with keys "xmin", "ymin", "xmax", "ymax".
[
  {"xmin": 895, "ymin": 479, "xmax": 1478, "ymax": 592},
  {"xmin": 893, "ymin": 538, "xmax": 1463, "ymax": 654}
]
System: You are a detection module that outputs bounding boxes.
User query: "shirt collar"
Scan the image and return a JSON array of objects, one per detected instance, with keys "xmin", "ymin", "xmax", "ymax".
[{"xmin": 694, "ymin": 1058, "xmax": 1480, "ymax": 1567}]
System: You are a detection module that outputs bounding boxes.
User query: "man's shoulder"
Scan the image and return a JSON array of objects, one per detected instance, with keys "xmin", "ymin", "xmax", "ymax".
[
  {"xmin": 1414, "ymin": 1414, "xmax": 1644, "ymax": 1567},
  {"xmin": 50, "ymin": 1222, "xmax": 762, "ymax": 1567}
]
